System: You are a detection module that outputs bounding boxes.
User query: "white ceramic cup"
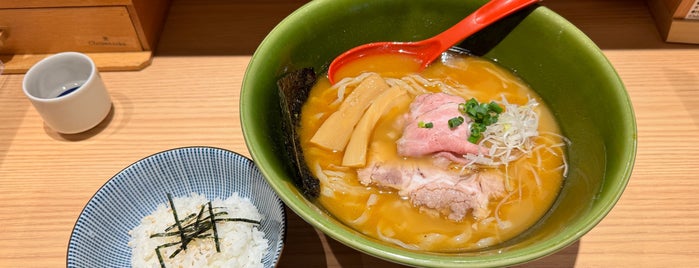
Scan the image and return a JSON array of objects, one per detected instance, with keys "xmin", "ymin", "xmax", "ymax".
[{"xmin": 22, "ymin": 52, "xmax": 112, "ymax": 134}]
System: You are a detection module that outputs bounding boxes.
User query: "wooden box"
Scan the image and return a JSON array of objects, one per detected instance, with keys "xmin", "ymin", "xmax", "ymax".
[
  {"xmin": 0, "ymin": 0, "xmax": 171, "ymax": 74},
  {"xmin": 647, "ymin": 0, "xmax": 699, "ymax": 44}
]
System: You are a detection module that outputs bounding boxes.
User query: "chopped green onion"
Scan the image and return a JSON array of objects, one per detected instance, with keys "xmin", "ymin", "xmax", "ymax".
[
  {"xmin": 460, "ymin": 98, "xmax": 504, "ymax": 143},
  {"xmin": 448, "ymin": 116, "xmax": 465, "ymax": 128},
  {"xmin": 488, "ymin": 101, "xmax": 503, "ymax": 113},
  {"xmin": 418, "ymin": 121, "xmax": 434, "ymax": 128},
  {"xmin": 468, "ymin": 135, "xmax": 480, "ymax": 144}
]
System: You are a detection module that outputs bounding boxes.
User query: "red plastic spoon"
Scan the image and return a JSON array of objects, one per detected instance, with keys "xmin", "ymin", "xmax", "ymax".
[{"xmin": 327, "ymin": 0, "xmax": 539, "ymax": 84}]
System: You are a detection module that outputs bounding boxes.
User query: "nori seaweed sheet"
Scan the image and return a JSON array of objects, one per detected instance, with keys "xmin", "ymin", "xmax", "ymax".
[{"xmin": 277, "ymin": 68, "xmax": 320, "ymax": 198}]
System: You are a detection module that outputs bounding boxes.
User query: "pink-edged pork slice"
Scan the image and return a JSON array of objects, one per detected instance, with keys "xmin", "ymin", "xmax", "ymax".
[{"xmin": 396, "ymin": 93, "xmax": 483, "ymax": 159}]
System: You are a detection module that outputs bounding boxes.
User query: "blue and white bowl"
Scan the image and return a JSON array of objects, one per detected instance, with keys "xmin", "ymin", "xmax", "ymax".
[{"xmin": 67, "ymin": 147, "xmax": 286, "ymax": 267}]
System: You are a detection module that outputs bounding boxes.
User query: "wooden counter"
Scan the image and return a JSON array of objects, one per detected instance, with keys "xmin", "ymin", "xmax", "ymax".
[{"xmin": 1, "ymin": 0, "xmax": 698, "ymax": 267}]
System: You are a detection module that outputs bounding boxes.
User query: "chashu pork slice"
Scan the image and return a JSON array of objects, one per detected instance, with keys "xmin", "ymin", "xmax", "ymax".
[{"xmin": 357, "ymin": 161, "xmax": 505, "ymax": 221}]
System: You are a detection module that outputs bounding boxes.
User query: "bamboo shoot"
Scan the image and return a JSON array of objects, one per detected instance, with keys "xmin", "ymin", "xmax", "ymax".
[
  {"xmin": 310, "ymin": 73, "xmax": 389, "ymax": 151},
  {"xmin": 342, "ymin": 86, "xmax": 409, "ymax": 167}
]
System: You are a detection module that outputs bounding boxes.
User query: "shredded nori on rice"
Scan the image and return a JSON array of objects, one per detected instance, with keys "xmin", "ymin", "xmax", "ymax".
[{"xmin": 151, "ymin": 193, "xmax": 261, "ymax": 268}]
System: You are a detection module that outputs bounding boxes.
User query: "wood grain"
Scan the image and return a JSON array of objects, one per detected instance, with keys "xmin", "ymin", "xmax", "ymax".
[
  {"xmin": 0, "ymin": 0, "xmax": 171, "ymax": 73},
  {"xmin": 0, "ymin": 7, "xmax": 141, "ymax": 54},
  {"xmin": 1, "ymin": 0, "xmax": 698, "ymax": 267},
  {"xmin": 0, "ymin": 0, "xmax": 134, "ymax": 9},
  {"xmin": 0, "ymin": 51, "xmax": 153, "ymax": 74}
]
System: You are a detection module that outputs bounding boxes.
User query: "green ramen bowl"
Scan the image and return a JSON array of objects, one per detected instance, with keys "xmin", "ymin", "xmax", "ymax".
[{"xmin": 241, "ymin": 0, "xmax": 636, "ymax": 267}]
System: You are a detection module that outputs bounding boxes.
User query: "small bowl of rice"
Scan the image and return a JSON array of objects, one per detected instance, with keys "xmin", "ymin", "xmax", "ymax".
[{"xmin": 67, "ymin": 147, "xmax": 286, "ymax": 268}]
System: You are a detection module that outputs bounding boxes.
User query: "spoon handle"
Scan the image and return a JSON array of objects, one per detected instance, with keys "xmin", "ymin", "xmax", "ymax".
[{"xmin": 428, "ymin": 0, "xmax": 539, "ymax": 54}]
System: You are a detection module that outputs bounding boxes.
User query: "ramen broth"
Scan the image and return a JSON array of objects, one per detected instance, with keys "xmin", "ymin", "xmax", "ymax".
[{"xmin": 299, "ymin": 52, "xmax": 566, "ymax": 251}]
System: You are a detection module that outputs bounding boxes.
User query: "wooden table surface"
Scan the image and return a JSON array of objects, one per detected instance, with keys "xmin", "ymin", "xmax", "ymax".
[{"xmin": 1, "ymin": 0, "xmax": 699, "ymax": 267}]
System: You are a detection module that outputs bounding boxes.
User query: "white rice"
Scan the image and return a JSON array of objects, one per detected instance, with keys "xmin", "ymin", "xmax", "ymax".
[{"xmin": 128, "ymin": 193, "xmax": 268, "ymax": 268}]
